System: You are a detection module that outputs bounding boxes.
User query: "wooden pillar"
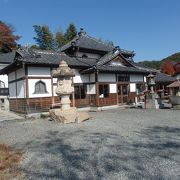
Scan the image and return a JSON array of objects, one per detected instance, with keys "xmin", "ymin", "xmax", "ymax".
[
  {"xmin": 15, "ymin": 70, "xmax": 18, "ymax": 111},
  {"xmin": 25, "ymin": 65, "xmax": 29, "ymax": 106},
  {"xmin": 95, "ymin": 70, "xmax": 99, "ymax": 107},
  {"xmin": 72, "ymin": 77, "xmax": 75, "ymax": 107},
  {"xmin": 116, "ymin": 74, "xmax": 119, "ymax": 105},
  {"xmin": 50, "ymin": 67, "xmax": 54, "ymax": 105}
]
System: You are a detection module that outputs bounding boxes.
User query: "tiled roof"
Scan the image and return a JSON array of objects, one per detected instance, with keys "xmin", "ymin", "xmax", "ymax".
[
  {"xmin": 96, "ymin": 49, "xmax": 120, "ymax": 66},
  {"xmin": 97, "ymin": 65, "xmax": 150, "ymax": 73},
  {"xmin": 155, "ymin": 72, "xmax": 176, "ymax": 83},
  {"xmin": 18, "ymin": 49, "xmax": 97, "ymax": 67},
  {"xmin": 81, "ymin": 64, "xmax": 150, "ymax": 74},
  {"xmin": 167, "ymin": 80, "xmax": 180, "ymax": 88},
  {"xmin": 0, "ymin": 48, "xmax": 98, "ymax": 74},
  {"xmin": 61, "ymin": 29, "xmax": 114, "ymax": 52},
  {"xmin": 0, "ymin": 51, "xmax": 16, "ymax": 64}
]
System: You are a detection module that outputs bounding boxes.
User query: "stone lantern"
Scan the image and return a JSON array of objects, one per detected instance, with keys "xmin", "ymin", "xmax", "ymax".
[
  {"xmin": 147, "ymin": 73, "xmax": 156, "ymax": 94},
  {"xmin": 49, "ymin": 60, "xmax": 89, "ymax": 123}
]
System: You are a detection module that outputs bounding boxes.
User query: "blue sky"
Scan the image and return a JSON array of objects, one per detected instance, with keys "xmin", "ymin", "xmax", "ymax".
[{"xmin": 0, "ymin": 0, "xmax": 180, "ymax": 61}]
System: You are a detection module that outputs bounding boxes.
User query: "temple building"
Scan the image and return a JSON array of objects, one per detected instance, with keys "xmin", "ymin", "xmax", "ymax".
[
  {"xmin": 0, "ymin": 51, "xmax": 15, "ymax": 110},
  {"xmin": 0, "ymin": 29, "xmax": 174, "ymax": 113}
]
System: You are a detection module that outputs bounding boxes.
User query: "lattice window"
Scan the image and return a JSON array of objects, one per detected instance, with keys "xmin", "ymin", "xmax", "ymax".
[
  {"xmin": 34, "ymin": 80, "xmax": 48, "ymax": 94},
  {"xmin": 74, "ymin": 84, "xmax": 86, "ymax": 99}
]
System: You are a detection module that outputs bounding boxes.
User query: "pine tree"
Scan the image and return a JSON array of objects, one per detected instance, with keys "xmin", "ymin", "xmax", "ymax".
[
  {"xmin": 55, "ymin": 30, "xmax": 67, "ymax": 48},
  {"xmin": 33, "ymin": 25, "xmax": 54, "ymax": 50},
  {"xmin": 0, "ymin": 21, "xmax": 20, "ymax": 53},
  {"xmin": 64, "ymin": 23, "xmax": 77, "ymax": 42}
]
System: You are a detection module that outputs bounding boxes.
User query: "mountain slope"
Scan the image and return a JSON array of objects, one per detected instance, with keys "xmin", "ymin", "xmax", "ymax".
[{"xmin": 138, "ymin": 52, "xmax": 180, "ymax": 70}]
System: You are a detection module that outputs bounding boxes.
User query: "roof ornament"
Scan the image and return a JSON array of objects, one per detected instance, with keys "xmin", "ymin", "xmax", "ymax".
[
  {"xmin": 71, "ymin": 41, "xmax": 76, "ymax": 46},
  {"xmin": 113, "ymin": 46, "xmax": 120, "ymax": 54},
  {"xmin": 78, "ymin": 28, "xmax": 86, "ymax": 36}
]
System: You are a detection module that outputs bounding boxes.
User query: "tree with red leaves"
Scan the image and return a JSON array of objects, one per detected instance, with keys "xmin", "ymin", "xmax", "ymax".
[{"xmin": 0, "ymin": 21, "xmax": 20, "ymax": 53}]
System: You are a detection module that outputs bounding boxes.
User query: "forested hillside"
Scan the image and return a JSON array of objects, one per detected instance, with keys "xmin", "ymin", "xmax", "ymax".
[{"xmin": 138, "ymin": 52, "xmax": 180, "ymax": 70}]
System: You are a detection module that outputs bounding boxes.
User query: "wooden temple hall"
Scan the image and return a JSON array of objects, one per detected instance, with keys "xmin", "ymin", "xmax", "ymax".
[{"xmin": 0, "ymin": 29, "xmax": 175, "ymax": 113}]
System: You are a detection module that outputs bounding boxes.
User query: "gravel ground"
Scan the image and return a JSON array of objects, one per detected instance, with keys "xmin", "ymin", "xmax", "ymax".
[{"xmin": 0, "ymin": 108, "xmax": 180, "ymax": 180}]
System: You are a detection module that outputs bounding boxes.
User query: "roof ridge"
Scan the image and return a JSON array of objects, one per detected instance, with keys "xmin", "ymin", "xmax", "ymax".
[{"xmin": 84, "ymin": 34, "xmax": 114, "ymax": 47}]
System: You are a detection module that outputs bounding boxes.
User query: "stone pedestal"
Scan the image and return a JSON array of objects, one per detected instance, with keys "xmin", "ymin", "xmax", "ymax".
[
  {"xmin": 50, "ymin": 107, "xmax": 75, "ymax": 123},
  {"xmin": 49, "ymin": 107, "xmax": 89, "ymax": 124},
  {"xmin": 49, "ymin": 60, "xmax": 90, "ymax": 123}
]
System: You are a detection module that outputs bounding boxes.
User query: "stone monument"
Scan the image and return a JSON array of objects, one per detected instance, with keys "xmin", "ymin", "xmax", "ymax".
[
  {"xmin": 147, "ymin": 73, "xmax": 156, "ymax": 94},
  {"xmin": 49, "ymin": 60, "xmax": 89, "ymax": 123},
  {"xmin": 146, "ymin": 73, "xmax": 159, "ymax": 109}
]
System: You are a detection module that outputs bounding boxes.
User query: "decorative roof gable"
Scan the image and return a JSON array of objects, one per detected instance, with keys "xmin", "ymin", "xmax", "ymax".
[{"xmin": 96, "ymin": 48, "xmax": 135, "ymax": 67}]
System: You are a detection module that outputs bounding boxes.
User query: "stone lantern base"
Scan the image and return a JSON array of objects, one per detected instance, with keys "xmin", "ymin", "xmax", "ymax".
[{"xmin": 49, "ymin": 107, "xmax": 90, "ymax": 124}]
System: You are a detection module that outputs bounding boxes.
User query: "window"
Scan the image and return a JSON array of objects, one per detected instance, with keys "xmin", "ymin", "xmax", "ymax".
[
  {"xmin": 99, "ymin": 84, "xmax": 109, "ymax": 98},
  {"xmin": 0, "ymin": 80, "xmax": 5, "ymax": 88},
  {"xmin": 118, "ymin": 74, "xmax": 129, "ymax": 82},
  {"xmin": 34, "ymin": 80, "xmax": 48, "ymax": 94},
  {"xmin": 74, "ymin": 84, "xmax": 86, "ymax": 99},
  {"xmin": 0, "ymin": 88, "xmax": 9, "ymax": 96}
]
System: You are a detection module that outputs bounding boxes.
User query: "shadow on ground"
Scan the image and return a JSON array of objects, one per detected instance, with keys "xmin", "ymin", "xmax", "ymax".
[{"xmin": 21, "ymin": 126, "xmax": 180, "ymax": 179}]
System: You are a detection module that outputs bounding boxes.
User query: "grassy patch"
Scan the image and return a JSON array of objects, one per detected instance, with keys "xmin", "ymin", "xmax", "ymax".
[{"xmin": 0, "ymin": 144, "xmax": 23, "ymax": 180}]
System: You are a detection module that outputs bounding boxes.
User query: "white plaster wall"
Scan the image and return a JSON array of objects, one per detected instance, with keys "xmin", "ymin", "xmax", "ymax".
[
  {"xmin": 130, "ymin": 74, "xmax": 144, "ymax": 82},
  {"xmin": 9, "ymin": 83, "xmax": 16, "ymax": 98},
  {"xmin": 98, "ymin": 73, "xmax": 116, "ymax": 82},
  {"xmin": 28, "ymin": 67, "xmax": 51, "ymax": 77},
  {"xmin": 73, "ymin": 69, "xmax": 90, "ymax": 83},
  {"xmin": 28, "ymin": 79, "xmax": 52, "ymax": 98},
  {"xmin": 87, "ymin": 84, "xmax": 96, "ymax": 94},
  {"xmin": 110, "ymin": 84, "xmax": 117, "ymax": 93},
  {"xmin": 53, "ymin": 78, "xmax": 57, "ymax": 84},
  {"xmin": 90, "ymin": 73, "xmax": 95, "ymax": 82},
  {"xmin": 9, "ymin": 72, "xmax": 15, "ymax": 81},
  {"xmin": 0, "ymin": 75, "xmax": 8, "ymax": 87},
  {"xmin": 17, "ymin": 80, "xmax": 25, "ymax": 98},
  {"xmin": 130, "ymin": 83, "xmax": 136, "ymax": 92},
  {"xmin": 16, "ymin": 68, "xmax": 25, "ymax": 79}
]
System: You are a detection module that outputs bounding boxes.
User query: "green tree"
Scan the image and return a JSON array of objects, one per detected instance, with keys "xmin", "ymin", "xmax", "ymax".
[
  {"xmin": 64, "ymin": 23, "xmax": 77, "ymax": 42},
  {"xmin": 33, "ymin": 25, "xmax": 54, "ymax": 50},
  {"xmin": 55, "ymin": 29, "xmax": 66, "ymax": 48},
  {"xmin": 0, "ymin": 21, "xmax": 20, "ymax": 53}
]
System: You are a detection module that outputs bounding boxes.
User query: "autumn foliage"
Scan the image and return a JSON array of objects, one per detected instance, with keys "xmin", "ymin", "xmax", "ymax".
[
  {"xmin": 0, "ymin": 22, "xmax": 20, "ymax": 53},
  {"xmin": 161, "ymin": 61, "xmax": 180, "ymax": 75}
]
